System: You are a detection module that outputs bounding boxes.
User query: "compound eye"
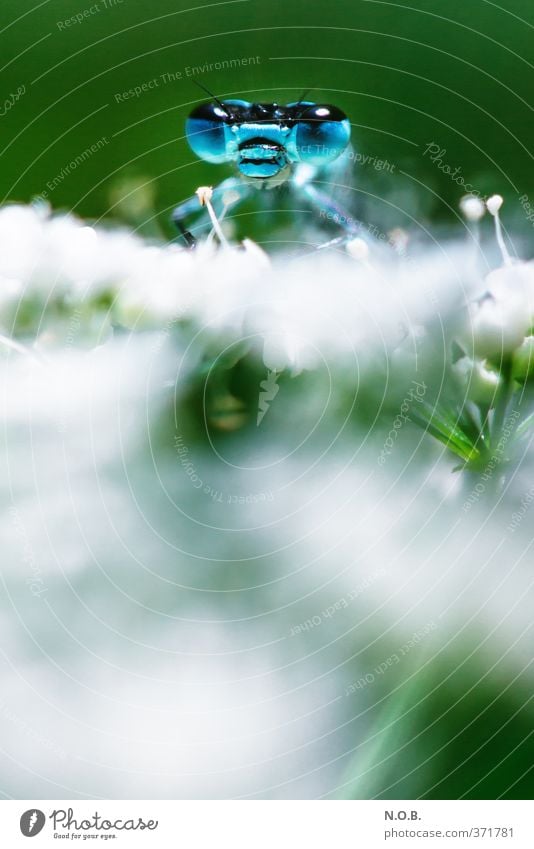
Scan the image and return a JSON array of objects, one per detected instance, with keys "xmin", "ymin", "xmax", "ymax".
[
  {"xmin": 185, "ymin": 101, "xmax": 233, "ymax": 163},
  {"xmin": 294, "ymin": 104, "xmax": 351, "ymax": 165}
]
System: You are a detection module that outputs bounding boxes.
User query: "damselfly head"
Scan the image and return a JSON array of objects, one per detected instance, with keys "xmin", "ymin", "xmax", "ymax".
[{"xmin": 185, "ymin": 99, "xmax": 351, "ymax": 180}]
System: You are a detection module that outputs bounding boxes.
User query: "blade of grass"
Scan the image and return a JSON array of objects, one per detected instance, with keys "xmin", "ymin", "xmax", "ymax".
[{"xmin": 411, "ymin": 401, "xmax": 480, "ymax": 463}]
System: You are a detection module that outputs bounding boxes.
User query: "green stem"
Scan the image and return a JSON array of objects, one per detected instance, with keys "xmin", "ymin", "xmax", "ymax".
[
  {"xmin": 491, "ymin": 357, "xmax": 514, "ymax": 452},
  {"xmin": 479, "ymin": 358, "xmax": 515, "ymax": 498}
]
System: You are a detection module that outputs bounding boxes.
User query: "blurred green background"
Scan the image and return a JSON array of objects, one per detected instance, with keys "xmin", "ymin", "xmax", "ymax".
[{"xmin": 1, "ymin": 0, "xmax": 533, "ymax": 239}]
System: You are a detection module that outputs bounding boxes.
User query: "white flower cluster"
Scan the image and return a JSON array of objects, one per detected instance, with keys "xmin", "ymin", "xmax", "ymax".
[
  {"xmin": 0, "ymin": 195, "xmax": 532, "ymax": 391},
  {"xmin": 0, "ymin": 203, "xmax": 275, "ymax": 350},
  {"xmin": 454, "ymin": 195, "xmax": 534, "ymax": 404},
  {"xmin": 0, "ymin": 202, "xmax": 481, "ymax": 378},
  {"xmin": 0, "ymin": 205, "xmax": 175, "ymax": 345}
]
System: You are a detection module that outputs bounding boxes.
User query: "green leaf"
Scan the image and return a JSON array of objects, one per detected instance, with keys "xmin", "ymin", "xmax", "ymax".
[{"xmin": 410, "ymin": 401, "xmax": 481, "ymax": 463}]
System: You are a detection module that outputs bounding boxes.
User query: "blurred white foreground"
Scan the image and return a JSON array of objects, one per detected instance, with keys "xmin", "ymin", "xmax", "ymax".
[{"xmin": 0, "ymin": 204, "xmax": 533, "ymax": 798}]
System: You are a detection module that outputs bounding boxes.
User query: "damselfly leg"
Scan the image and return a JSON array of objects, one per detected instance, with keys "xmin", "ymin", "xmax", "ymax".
[{"xmin": 172, "ymin": 177, "xmax": 253, "ymax": 247}]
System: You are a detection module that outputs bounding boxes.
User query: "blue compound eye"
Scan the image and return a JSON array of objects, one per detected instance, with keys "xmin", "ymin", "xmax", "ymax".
[
  {"xmin": 185, "ymin": 102, "xmax": 234, "ymax": 163},
  {"xmin": 293, "ymin": 104, "xmax": 351, "ymax": 165}
]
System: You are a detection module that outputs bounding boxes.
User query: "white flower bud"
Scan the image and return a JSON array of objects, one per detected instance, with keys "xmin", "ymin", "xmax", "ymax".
[
  {"xmin": 195, "ymin": 186, "xmax": 214, "ymax": 206},
  {"xmin": 469, "ymin": 296, "xmax": 528, "ymax": 358},
  {"xmin": 486, "ymin": 194, "xmax": 504, "ymax": 216},
  {"xmin": 346, "ymin": 238, "xmax": 369, "ymax": 261},
  {"xmin": 486, "ymin": 194, "xmax": 513, "ymax": 266},
  {"xmin": 263, "ymin": 333, "xmax": 290, "ymax": 372},
  {"xmin": 513, "ymin": 336, "xmax": 534, "ymax": 380},
  {"xmin": 460, "ymin": 195, "xmax": 485, "ymax": 222},
  {"xmin": 388, "ymin": 227, "xmax": 410, "ymax": 254},
  {"xmin": 222, "ymin": 189, "xmax": 241, "ymax": 207},
  {"xmin": 242, "ymin": 238, "xmax": 271, "ymax": 270},
  {"xmin": 454, "ymin": 356, "xmax": 501, "ymax": 405},
  {"xmin": 485, "ymin": 262, "xmax": 534, "ymax": 320}
]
